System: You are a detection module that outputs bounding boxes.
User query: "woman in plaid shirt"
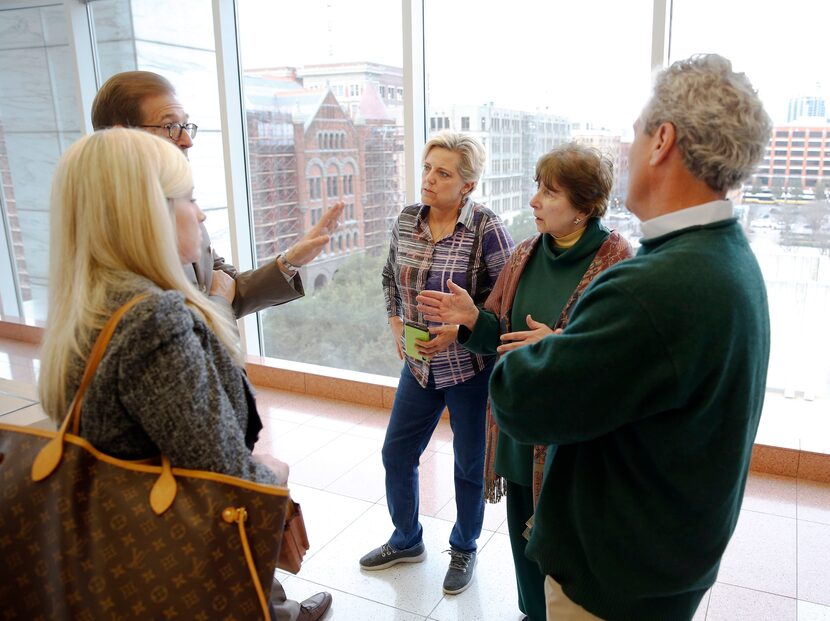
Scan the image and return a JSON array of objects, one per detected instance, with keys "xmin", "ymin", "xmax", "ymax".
[{"xmin": 360, "ymin": 131, "xmax": 514, "ymax": 596}]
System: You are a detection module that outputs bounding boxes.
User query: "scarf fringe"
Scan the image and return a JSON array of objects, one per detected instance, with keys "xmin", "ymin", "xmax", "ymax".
[{"xmin": 484, "ymin": 474, "xmax": 507, "ymax": 504}]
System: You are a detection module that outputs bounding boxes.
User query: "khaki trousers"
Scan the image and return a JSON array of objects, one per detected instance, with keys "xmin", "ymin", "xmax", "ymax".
[{"xmin": 544, "ymin": 576, "xmax": 604, "ymax": 621}]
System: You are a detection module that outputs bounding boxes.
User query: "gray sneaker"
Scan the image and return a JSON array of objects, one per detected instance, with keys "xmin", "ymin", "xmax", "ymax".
[
  {"xmin": 442, "ymin": 549, "xmax": 476, "ymax": 594},
  {"xmin": 359, "ymin": 541, "xmax": 426, "ymax": 571}
]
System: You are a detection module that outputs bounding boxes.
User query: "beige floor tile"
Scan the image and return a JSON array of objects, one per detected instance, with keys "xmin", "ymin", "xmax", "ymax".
[
  {"xmin": 691, "ymin": 589, "xmax": 711, "ymax": 621},
  {"xmin": 424, "ymin": 418, "xmax": 453, "ymax": 453},
  {"xmin": 0, "ymin": 402, "xmax": 51, "ymax": 428},
  {"xmin": 295, "ymin": 504, "xmax": 454, "ymax": 617},
  {"xmin": 418, "ymin": 451, "xmax": 458, "ymax": 517},
  {"xmin": 279, "ymin": 575, "xmax": 426, "ymax": 620},
  {"xmin": 433, "ymin": 495, "xmax": 506, "ymax": 534},
  {"xmin": 798, "ymin": 480, "xmax": 830, "ymax": 525},
  {"xmin": 705, "ymin": 583, "xmax": 796, "ymax": 621},
  {"xmin": 0, "ymin": 354, "xmax": 38, "ymax": 384},
  {"xmin": 741, "ymin": 472, "xmax": 798, "ymax": 518},
  {"xmin": 289, "ymin": 434, "xmax": 383, "ymax": 489},
  {"xmin": 0, "ymin": 393, "xmax": 35, "ymax": 415},
  {"xmin": 347, "ymin": 411, "xmax": 393, "ymax": 441},
  {"xmin": 254, "ymin": 420, "xmax": 302, "ymax": 452},
  {"xmin": 717, "ymin": 510, "xmax": 797, "ymax": 597},
  {"xmin": 0, "ymin": 338, "xmax": 39, "ymax": 357},
  {"xmin": 0, "ymin": 377, "xmax": 38, "ymax": 400},
  {"xmin": 326, "ymin": 451, "xmax": 387, "ymax": 503},
  {"xmin": 301, "ymin": 401, "xmax": 377, "ymax": 433},
  {"xmin": 435, "ymin": 437, "xmax": 454, "ymax": 456},
  {"xmin": 256, "ymin": 422, "xmax": 342, "ymax": 467},
  {"xmin": 798, "ymin": 521, "xmax": 830, "ymax": 606},
  {"xmin": 285, "ymin": 484, "xmax": 373, "ymax": 563},
  {"xmin": 256, "ymin": 393, "xmax": 323, "ymax": 426},
  {"xmin": 799, "ymin": 600, "xmax": 830, "ymax": 621}
]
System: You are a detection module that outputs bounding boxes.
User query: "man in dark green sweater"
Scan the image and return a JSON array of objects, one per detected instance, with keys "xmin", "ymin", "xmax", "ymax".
[{"xmin": 490, "ymin": 54, "xmax": 773, "ymax": 621}]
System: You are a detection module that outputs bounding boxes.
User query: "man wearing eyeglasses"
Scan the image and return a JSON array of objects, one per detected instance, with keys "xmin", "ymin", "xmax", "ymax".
[
  {"xmin": 92, "ymin": 70, "xmax": 344, "ymax": 322},
  {"xmin": 91, "ymin": 71, "xmax": 333, "ymax": 621}
]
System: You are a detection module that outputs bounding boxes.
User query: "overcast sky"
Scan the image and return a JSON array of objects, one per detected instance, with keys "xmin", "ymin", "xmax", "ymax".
[{"xmin": 237, "ymin": 0, "xmax": 830, "ymax": 136}]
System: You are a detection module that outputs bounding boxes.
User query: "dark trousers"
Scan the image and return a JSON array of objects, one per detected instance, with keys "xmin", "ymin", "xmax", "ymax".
[
  {"xmin": 382, "ymin": 362, "xmax": 492, "ymax": 553},
  {"xmin": 506, "ymin": 479, "xmax": 547, "ymax": 621}
]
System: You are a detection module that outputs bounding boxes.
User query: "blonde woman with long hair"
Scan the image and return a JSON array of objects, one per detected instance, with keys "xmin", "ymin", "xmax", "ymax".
[{"xmin": 39, "ymin": 128, "xmax": 286, "ymax": 485}]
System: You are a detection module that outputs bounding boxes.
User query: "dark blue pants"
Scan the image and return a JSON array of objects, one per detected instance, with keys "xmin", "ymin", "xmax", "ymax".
[{"xmin": 382, "ymin": 362, "xmax": 492, "ymax": 553}]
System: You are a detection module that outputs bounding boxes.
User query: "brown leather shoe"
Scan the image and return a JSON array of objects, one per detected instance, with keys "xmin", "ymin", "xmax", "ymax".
[{"xmin": 297, "ymin": 591, "xmax": 332, "ymax": 621}]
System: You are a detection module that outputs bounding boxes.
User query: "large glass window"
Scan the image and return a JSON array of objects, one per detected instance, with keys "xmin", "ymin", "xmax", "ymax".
[
  {"xmin": 237, "ymin": 0, "xmax": 405, "ymax": 376},
  {"xmin": 0, "ymin": 3, "xmax": 84, "ymax": 322},
  {"xmin": 425, "ymin": 0, "xmax": 652, "ymax": 244},
  {"xmin": 88, "ymin": 0, "xmax": 232, "ymax": 261},
  {"xmin": 671, "ymin": 0, "xmax": 830, "ymax": 403}
]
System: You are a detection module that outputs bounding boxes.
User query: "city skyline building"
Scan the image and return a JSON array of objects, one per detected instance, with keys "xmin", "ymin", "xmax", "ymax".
[
  {"xmin": 429, "ymin": 103, "xmax": 571, "ymax": 220},
  {"xmin": 570, "ymin": 121, "xmax": 629, "ymax": 207},
  {"xmin": 249, "ymin": 62, "xmax": 405, "ymax": 126},
  {"xmin": 753, "ymin": 125, "xmax": 830, "ymax": 190},
  {"xmin": 787, "ymin": 89, "xmax": 827, "ymax": 124}
]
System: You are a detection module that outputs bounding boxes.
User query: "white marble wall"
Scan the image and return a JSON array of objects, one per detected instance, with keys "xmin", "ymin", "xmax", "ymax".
[
  {"xmin": 0, "ymin": 4, "xmax": 84, "ymax": 322},
  {"xmin": 0, "ymin": 0, "xmax": 232, "ymax": 323}
]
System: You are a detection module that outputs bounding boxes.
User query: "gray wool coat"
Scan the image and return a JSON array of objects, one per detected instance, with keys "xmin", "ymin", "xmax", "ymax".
[{"xmin": 64, "ymin": 279, "xmax": 278, "ymax": 485}]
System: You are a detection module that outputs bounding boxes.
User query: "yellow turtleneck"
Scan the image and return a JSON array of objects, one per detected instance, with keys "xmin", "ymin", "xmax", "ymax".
[{"xmin": 552, "ymin": 225, "xmax": 587, "ymax": 249}]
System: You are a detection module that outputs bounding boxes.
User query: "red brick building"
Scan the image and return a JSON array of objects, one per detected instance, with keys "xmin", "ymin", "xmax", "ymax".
[{"xmin": 244, "ymin": 72, "xmax": 403, "ymax": 290}]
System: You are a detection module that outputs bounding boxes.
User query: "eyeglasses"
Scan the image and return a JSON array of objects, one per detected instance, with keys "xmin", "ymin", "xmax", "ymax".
[{"xmin": 137, "ymin": 122, "xmax": 198, "ymax": 141}]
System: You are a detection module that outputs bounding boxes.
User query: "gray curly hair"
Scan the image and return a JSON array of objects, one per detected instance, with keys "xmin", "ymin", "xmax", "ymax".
[{"xmin": 640, "ymin": 54, "xmax": 771, "ymax": 192}]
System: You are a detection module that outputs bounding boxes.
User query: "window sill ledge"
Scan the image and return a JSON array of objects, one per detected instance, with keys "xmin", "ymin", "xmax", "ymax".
[{"xmin": 2, "ymin": 318, "xmax": 827, "ymax": 483}]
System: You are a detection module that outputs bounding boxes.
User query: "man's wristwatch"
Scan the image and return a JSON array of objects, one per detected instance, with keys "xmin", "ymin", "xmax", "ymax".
[{"xmin": 277, "ymin": 251, "xmax": 300, "ymax": 275}]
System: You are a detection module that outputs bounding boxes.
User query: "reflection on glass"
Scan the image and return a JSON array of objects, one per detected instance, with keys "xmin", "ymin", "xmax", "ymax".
[
  {"xmin": 672, "ymin": 0, "xmax": 830, "ymax": 400},
  {"xmin": 425, "ymin": 0, "xmax": 651, "ymax": 247},
  {"xmin": 0, "ymin": 4, "xmax": 82, "ymax": 322},
  {"xmin": 238, "ymin": 0, "xmax": 405, "ymax": 376},
  {"xmin": 89, "ymin": 0, "xmax": 231, "ymax": 262}
]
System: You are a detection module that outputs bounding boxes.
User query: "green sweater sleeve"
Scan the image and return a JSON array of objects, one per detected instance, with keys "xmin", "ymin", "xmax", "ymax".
[
  {"xmin": 490, "ymin": 269, "xmax": 679, "ymax": 446},
  {"xmin": 458, "ymin": 308, "xmax": 501, "ymax": 355}
]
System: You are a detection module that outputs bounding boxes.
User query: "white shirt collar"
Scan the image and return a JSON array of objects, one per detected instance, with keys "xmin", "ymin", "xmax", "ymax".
[{"xmin": 640, "ymin": 200, "xmax": 734, "ymax": 241}]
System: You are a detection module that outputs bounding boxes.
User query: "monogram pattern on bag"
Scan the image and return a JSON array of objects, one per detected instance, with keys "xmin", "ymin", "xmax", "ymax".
[{"xmin": 0, "ymin": 428, "xmax": 287, "ymax": 620}]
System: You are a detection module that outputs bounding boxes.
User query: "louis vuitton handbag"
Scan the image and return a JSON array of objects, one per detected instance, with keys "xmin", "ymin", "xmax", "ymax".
[{"xmin": 0, "ymin": 296, "xmax": 290, "ymax": 620}]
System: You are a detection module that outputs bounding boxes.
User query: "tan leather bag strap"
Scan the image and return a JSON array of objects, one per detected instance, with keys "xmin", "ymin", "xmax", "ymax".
[
  {"xmin": 71, "ymin": 295, "xmax": 150, "ymax": 435},
  {"xmin": 223, "ymin": 507, "xmax": 271, "ymax": 619},
  {"xmin": 32, "ymin": 294, "xmax": 149, "ymax": 482}
]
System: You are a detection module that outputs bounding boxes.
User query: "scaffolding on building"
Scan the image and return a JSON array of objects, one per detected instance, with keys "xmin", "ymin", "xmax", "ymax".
[
  {"xmin": 0, "ymin": 120, "xmax": 32, "ymax": 303},
  {"xmin": 360, "ymin": 121, "xmax": 404, "ymax": 255},
  {"xmin": 247, "ymin": 109, "xmax": 301, "ymax": 265}
]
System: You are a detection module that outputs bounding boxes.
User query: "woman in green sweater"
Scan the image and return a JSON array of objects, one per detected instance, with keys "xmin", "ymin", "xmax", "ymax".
[{"xmin": 417, "ymin": 143, "xmax": 633, "ymax": 621}]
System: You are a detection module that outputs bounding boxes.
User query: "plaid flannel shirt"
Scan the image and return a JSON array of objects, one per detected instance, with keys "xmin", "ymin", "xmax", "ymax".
[{"xmin": 382, "ymin": 199, "xmax": 515, "ymax": 388}]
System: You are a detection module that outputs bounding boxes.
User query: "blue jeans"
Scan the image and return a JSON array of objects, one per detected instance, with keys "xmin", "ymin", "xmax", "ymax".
[{"xmin": 382, "ymin": 361, "xmax": 493, "ymax": 554}]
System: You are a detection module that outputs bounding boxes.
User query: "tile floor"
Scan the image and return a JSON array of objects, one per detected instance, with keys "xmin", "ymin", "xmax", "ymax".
[{"xmin": 1, "ymin": 337, "xmax": 830, "ymax": 620}]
